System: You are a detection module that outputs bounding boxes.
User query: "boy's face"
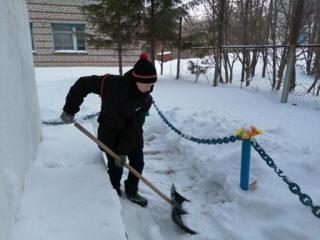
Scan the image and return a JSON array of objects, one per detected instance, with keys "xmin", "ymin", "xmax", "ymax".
[{"xmin": 136, "ymin": 82, "xmax": 154, "ymax": 93}]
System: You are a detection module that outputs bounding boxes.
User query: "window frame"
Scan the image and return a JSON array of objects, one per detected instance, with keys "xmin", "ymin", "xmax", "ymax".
[{"xmin": 51, "ymin": 23, "xmax": 86, "ymax": 52}]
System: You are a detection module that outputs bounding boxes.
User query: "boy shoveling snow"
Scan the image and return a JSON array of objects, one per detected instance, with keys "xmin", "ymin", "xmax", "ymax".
[{"xmin": 60, "ymin": 53, "xmax": 157, "ymax": 207}]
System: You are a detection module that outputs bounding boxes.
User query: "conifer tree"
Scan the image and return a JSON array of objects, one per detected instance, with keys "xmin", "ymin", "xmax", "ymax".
[
  {"xmin": 142, "ymin": 0, "xmax": 187, "ymax": 63},
  {"xmin": 81, "ymin": 0, "xmax": 144, "ymax": 75}
]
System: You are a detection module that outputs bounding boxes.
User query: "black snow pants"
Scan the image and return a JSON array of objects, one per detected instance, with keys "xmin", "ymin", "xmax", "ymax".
[{"xmin": 98, "ymin": 124, "xmax": 144, "ymax": 195}]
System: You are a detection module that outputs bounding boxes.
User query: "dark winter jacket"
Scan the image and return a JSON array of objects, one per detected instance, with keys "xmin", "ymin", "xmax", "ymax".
[{"xmin": 63, "ymin": 72, "xmax": 152, "ymax": 154}]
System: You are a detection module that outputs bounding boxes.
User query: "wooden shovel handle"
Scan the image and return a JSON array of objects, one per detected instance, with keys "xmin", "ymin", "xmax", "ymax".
[{"xmin": 74, "ymin": 122, "xmax": 172, "ymax": 204}]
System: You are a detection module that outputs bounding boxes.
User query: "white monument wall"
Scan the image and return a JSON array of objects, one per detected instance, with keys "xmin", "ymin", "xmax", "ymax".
[{"xmin": 0, "ymin": 0, "xmax": 41, "ymax": 239}]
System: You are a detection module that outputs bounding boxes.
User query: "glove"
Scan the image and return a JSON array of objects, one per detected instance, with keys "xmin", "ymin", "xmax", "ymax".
[
  {"xmin": 115, "ymin": 155, "xmax": 126, "ymax": 167},
  {"xmin": 60, "ymin": 111, "xmax": 75, "ymax": 124}
]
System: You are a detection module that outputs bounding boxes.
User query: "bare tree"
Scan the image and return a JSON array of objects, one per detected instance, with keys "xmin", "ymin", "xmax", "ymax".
[
  {"xmin": 307, "ymin": 1, "xmax": 320, "ymax": 95},
  {"xmin": 281, "ymin": 0, "xmax": 306, "ymax": 103},
  {"xmin": 213, "ymin": 0, "xmax": 226, "ymax": 86}
]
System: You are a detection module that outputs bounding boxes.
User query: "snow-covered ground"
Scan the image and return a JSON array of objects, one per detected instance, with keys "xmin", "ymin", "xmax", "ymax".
[
  {"xmin": 10, "ymin": 61, "xmax": 320, "ymax": 240},
  {"xmin": 9, "ymin": 124, "xmax": 127, "ymax": 240}
]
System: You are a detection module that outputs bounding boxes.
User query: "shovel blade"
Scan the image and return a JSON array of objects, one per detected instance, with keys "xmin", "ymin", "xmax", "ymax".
[{"xmin": 171, "ymin": 184, "xmax": 197, "ymax": 234}]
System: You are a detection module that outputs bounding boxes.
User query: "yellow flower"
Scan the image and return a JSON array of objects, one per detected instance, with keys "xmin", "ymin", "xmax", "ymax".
[{"xmin": 236, "ymin": 126, "xmax": 263, "ymax": 139}]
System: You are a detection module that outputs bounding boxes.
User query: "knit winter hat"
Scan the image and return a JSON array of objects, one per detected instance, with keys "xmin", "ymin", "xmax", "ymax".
[{"xmin": 131, "ymin": 53, "xmax": 157, "ymax": 84}]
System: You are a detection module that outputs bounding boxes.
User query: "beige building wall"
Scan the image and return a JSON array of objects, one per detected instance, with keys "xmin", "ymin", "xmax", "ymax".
[{"xmin": 27, "ymin": 0, "xmax": 141, "ymax": 67}]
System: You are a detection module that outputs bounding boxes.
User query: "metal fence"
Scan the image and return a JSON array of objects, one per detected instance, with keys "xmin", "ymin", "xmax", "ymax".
[{"xmin": 180, "ymin": 45, "xmax": 320, "ymax": 104}]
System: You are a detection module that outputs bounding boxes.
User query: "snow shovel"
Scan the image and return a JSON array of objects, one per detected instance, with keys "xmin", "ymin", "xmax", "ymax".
[{"xmin": 74, "ymin": 122, "xmax": 197, "ymax": 234}]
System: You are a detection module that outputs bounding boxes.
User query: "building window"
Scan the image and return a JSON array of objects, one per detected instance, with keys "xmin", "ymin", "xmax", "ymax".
[
  {"xmin": 30, "ymin": 22, "xmax": 35, "ymax": 50},
  {"xmin": 51, "ymin": 23, "xmax": 86, "ymax": 51}
]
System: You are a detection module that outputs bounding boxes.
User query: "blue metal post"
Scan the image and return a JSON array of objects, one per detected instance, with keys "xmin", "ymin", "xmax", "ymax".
[{"xmin": 240, "ymin": 139, "xmax": 252, "ymax": 191}]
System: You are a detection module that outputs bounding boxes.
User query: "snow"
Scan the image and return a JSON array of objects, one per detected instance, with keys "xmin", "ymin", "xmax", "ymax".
[
  {"xmin": 7, "ymin": 58, "xmax": 319, "ymax": 239},
  {"xmin": 0, "ymin": 1, "xmax": 40, "ymax": 240},
  {"xmin": 9, "ymin": 124, "xmax": 127, "ymax": 240}
]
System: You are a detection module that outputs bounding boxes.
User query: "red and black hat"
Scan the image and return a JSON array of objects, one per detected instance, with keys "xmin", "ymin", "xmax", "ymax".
[{"xmin": 131, "ymin": 53, "xmax": 157, "ymax": 84}]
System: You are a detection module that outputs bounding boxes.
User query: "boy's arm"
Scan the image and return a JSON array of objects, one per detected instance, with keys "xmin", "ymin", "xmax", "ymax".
[{"xmin": 63, "ymin": 75, "xmax": 102, "ymax": 115}]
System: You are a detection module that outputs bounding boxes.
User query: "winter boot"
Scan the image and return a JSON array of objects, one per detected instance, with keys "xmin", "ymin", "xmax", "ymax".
[
  {"xmin": 124, "ymin": 179, "xmax": 148, "ymax": 207},
  {"xmin": 126, "ymin": 192, "xmax": 148, "ymax": 207}
]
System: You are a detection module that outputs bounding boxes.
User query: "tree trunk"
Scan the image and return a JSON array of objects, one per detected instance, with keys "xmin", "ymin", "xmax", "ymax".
[
  {"xmin": 229, "ymin": 54, "xmax": 237, "ymax": 84},
  {"xmin": 305, "ymin": 48, "xmax": 313, "ymax": 75},
  {"xmin": 229, "ymin": 60, "xmax": 234, "ymax": 83},
  {"xmin": 281, "ymin": 0, "xmax": 305, "ymax": 103},
  {"xmin": 271, "ymin": 0, "xmax": 278, "ymax": 90},
  {"xmin": 307, "ymin": 78, "xmax": 319, "ymax": 94},
  {"xmin": 223, "ymin": 1, "xmax": 230, "ymax": 83},
  {"xmin": 276, "ymin": 47, "xmax": 288, "ymax": 90},
  {"xmin": 272, "ymin": 47, "xmax": 277, "ymax": 90},
  {"xmin": 118, "ymin": 44, "xmax": 123, "ymax": 76},
  {"xmin": 239, "ymin": 0, "xmax": 250, "ymax": 87},
  {"xmin": 261, "ymin": 49, "xmax": 268, "ymax": 78},
  {"xmin": 244, "ymin": 50, "xmax": 251, "ymax": 86},
  {"xmin": 250, "ymin": 50, "xmax": 258, "ymax": 78},
  {"xmin": 176, "ymin": 16, "xmax": 182, "ymax": 80},
  {"xmin": 160, "ymin": 48, "xmax": 164, "ymax": 75},
  {"xmin": 213, "ymin": 49, "xmax": 221, "ymax": 86},
  {"xmin": 150, "ymin": 0, "xmax": 156, "ymax": 64},
  {"xmin": 223, "ymin": 52, "xmax": 229, "ymax": 83},
  {"xmin": 213, "ymin": 0, "xmax": 226, "ymax": 86},
  {"xmin": 240, "ymin": 50, "xmax": 245, "ymax": 88},
  {"xmin": 309, "ymin": 47, "xmax": 320, "ymax": 94}
]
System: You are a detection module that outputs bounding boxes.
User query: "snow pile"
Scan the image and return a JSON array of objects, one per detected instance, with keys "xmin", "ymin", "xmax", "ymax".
[
  {"xmin": 9, "ymin": 124, "xmax": 127, "ymax": 240},
  {"xmin": 0, "ymin": 1, "xmax": 40, "ymax": 240}
]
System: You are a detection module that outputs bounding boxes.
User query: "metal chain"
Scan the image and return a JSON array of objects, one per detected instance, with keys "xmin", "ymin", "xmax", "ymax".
[
  {"xmin": 250, "ymin": 138, "xmax": 320, "ymax": 219},
  {"xmin": 41, "ymin": 102, "xmax": 320, "ymax": 219},
  {"xmin": 152, "ymin": 101, "xmax": 240, "ymax": 145},
  {"xmin": 42, "ymin": 112, "xmax": 99, "ymax": 126}
]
